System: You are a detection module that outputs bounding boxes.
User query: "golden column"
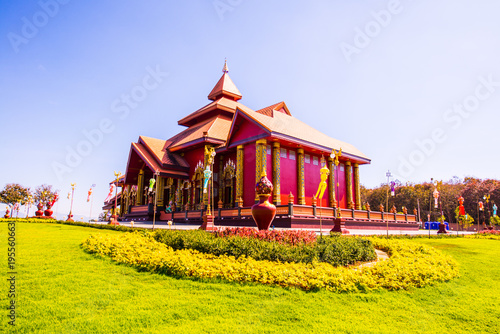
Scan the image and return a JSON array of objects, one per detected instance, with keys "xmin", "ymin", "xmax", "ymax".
[
  {"xmin": 218, "ymin": 154, "xmax": 224, "ymax": 205},
  {"xmin": 328, "ymin": 156, "xmax": 337, "ymax": 207},
  {"xmin": 177, "ymin": 179, "xmax": 183, "ymax": 208},
  {"xmin": 136, "ymin": 169, "xmax": 144, "ymax": 205},
  {"xmin": 272, "ymin": 142, "xmax": 281, "ymax": 205},
  {"xmin": 119, "ymin": 187, "xmax": 125, "ymax": 217},
  {"xmin": 157, "ymin": 176, "xmax": 164, "ymax": 207},
  {"xmin": 255, "ymin": 139, "xmax": 267, "ymax": 201},
  {"xmin": 297, "ymin": 148, "xmax": 305, "ymax": 205},
  {"xmin": 345, "ymin": 161, "xmax": 353, "ymax": 209},
  {"xmin": 123, "ymin": 186, "xmax": 130, "ymax": 215},
  {"xmin": 353, "ymin": 163, "xmax": 361, "ymax": 210},
  {"xmin": 235, "ymin": 145, "xmax": 244, "ymax": 207}
]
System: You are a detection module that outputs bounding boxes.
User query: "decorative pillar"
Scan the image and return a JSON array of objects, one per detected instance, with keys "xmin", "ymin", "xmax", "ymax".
[
  {"xmin": 272, "ymin": 142, "xmax": 281, "ymax": 205},
  {"xmin": 176, "ymin": 179, "xmax": 183, "ymax": 208},
  {"xmin": 124, "ymin": 186, "xmax": 130, "ymax": 215},
  {"xmin": 255, "ymin": 139, "xmax": 267, "ymax": 201},
  {"xmin": 218, "ymin": 155, "xmax": 224, "ymax": 206},
  {"xmin": 353, "ymin": 163, "xmax": 361, "ymax": 210},
  {"xmin": 328, "ymin": 156, "xmax": 337, "ymax": 208},
  {"xmin": 191, "ymin": 181, "xmax": 196, "ymax": 210},
  {"xmin": 119, "ymin": 187, "xmax": 125, "ymax": 217},
  {"xmin": 136, "ymin": 169, "xmax": 144, "ymax": 205},
  {"xmin": 157, "ymin": 176, "xmax": 164, "ymax": 207},
  {"xmin": 345, "ymin": 161, "xmax": 353, "ymax": 209},
  {"xmin": 297, "ymin": 148, "xmax": 305, "ymax": 205},
  {"xmin": 235, "ymin": 145, "xmax": 244, "ymax": 207}
]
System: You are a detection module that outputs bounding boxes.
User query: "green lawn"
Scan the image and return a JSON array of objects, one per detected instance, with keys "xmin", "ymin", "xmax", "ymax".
[{"xmin": 1, "ymin": 222, "xmax": 499, "ymax": 333}]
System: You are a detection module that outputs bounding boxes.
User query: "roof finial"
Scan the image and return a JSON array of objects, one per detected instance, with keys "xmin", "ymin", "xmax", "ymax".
[{"xmin": 222, "ymin": 58, "xmax": 228, "ymax": 73}]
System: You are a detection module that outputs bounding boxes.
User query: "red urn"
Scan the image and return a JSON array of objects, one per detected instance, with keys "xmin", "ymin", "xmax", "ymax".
[
  {"xmin": 35, "ymin": 203, "xmax": 44, "ymax": 217},
  {"xmin": 251, "ymin": 172, "xmax": 276, "ymax": 231},
  {"xmin": 44, "ymin": 203, "xmax": 53, "ymax": 217}
]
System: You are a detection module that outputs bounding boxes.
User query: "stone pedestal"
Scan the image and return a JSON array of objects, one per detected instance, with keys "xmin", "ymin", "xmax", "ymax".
[
  {"xmin": 437, "ymin": 222, "xmax": 448, "ymax": 234},
  {"xmin": 330, "ymin": 218, "xmax": 349, "ymax": 234},
  {"xmin": 199, "ymin": 214, "xmax": 216, "ymax": 231},
  {"xmin": 109, "ymin": 214, "xmax": 120, "ymax": 226}
]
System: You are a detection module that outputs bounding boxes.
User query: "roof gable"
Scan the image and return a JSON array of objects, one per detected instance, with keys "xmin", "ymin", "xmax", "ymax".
[
  {"xmin": 226, "ymin": 109, "xmax": 270, "ymax": 148},
  {"xmin": 255, "ymin": 102, "xmax": 292, "ymax": 117}
]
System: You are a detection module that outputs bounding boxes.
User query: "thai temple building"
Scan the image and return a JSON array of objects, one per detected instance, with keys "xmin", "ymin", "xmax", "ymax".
[{"xmin": 104, "ymin": 62, "xmax": 418, "ymax": 230}]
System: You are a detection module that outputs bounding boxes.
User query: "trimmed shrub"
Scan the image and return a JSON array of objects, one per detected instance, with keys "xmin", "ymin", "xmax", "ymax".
[{"xmin": 153, "ymin": 229, "xmax": 377, "ymax": 267}]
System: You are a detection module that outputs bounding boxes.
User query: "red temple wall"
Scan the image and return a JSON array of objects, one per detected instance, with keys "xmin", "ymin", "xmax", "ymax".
[
  {"xmin": 243, "ymin": 144, "xmax": 256, "ymax": 206},
  {"xmin": 266, "ymin": 145, "xmax": 273, "ymax": 203},
  {"xmin": 230, "ymin": 119, "xmax": 268, "ymax": 145},
  {"xmin": 337, "ymin": 163, "xmax": 346, "ymax": 208},
  {"xmin": 303, "ymin": 153, "xmax": 327, "ymax": 206},
  {"xmin": 279, "ymin": 146, "xmax": 297, "ymax": 204},
  {"xmin": 183, "ymin": 147, "xmax": 205, "ymax": 177}
]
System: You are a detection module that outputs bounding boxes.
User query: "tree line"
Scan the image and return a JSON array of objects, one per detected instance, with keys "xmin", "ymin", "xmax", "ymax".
[{"xmin": 360, "ymin": 177, "xmax": 499, "ymax": 226}]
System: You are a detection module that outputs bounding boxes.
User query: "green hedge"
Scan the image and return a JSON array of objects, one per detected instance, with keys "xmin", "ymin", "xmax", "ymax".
[{"xmin": 152, "ymin": 230, "xmax": 376, "ymax": 267}]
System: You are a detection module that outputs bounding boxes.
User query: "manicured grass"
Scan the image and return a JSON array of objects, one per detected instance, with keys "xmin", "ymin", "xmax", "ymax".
[{"xmin": 1, "ymin": 222, "xmax": 499, "ymax": 333}]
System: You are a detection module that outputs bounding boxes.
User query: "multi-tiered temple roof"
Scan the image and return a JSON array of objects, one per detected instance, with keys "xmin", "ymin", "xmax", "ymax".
[{"xmin": 125, "ymin": 61, "xmax": 369, "ymax": 186}]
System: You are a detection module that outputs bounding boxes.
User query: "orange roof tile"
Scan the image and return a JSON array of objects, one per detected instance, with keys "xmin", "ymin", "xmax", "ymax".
[
  {"xmin": 167, "ymin": 116, "xmax": 232, "ymax": 150},
  {"xmin": 233, "ymin": 104, "xmax": 370, "ymax": 162},
  {"xmin": 255, "ymin": 101, "xmax": 292, "ymax": 117},
  {"xmin": 138, "ymin": 136, "xmax": 189, "ymax": 168},
  {"xmin": 177, "ymin": 96, "xmax": 254, "ymax": 127},
  {"xmin": 207, "ymin": 72, "xmax": 242, "ymax": 101}
]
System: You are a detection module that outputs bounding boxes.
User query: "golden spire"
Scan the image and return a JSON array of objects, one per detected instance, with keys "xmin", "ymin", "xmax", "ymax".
[{"xmin": 222, "ymin": 58, "xmax": 228, "ymax": 73}]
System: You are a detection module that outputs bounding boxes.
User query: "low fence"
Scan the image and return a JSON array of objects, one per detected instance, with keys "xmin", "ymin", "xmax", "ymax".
[{"xmin": 156, "ymin": 203, "xmax": 417, "ymax": 224}]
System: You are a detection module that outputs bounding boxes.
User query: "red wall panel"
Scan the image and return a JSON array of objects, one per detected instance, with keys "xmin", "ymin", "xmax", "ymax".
[
  {"xmin": 337, "ymin": 163, "xmax": 346, "ymax": 208},
  {"xmin": 279, "ymin": 146, "xmax": 297, "ymax": 204},
  {"xmin": 243, "ymin": 144, "xmax": 256, "ymax": 206},
  {"xmin": 304, "ymin": 154, "xmax": 326, "ymax": 206},
  {"xmin": 183, "ymin": 147, "xmax": 205, "ymax": 177},
  {"xmin": 230, "ymin": 119, "xmax": 267, "ymax": 146}
]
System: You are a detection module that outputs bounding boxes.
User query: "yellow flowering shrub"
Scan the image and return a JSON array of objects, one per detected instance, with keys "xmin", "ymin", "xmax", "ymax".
[
  {"xmin": 81, "ymin": 232, "xmax": 459, "ymax": 292},
  {"xmin": 465, "ymin": 233, "xmax": 500, "ymax": 240}
]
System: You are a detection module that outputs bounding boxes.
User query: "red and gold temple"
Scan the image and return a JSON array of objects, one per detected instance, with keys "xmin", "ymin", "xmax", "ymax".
[{"xmin": 104, "ymin": 62, "xmax": 418, "ymax": 231}]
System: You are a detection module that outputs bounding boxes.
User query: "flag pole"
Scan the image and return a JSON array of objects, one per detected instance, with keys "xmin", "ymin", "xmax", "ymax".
[{"xmin": 89, "ymin": 193, "xmax": 94, "ymax": 222}]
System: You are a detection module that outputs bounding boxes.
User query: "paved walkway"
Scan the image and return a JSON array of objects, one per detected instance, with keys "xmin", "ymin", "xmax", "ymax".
[{"xmin": 90, "ymin": 220, "xmax": 475, "ymax": 236}]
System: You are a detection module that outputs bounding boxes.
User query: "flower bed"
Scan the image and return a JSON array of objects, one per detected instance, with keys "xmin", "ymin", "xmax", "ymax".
[
  {"xmin": 81, "ymin": 232, "xmax": 459, "ymax": 292},
  {"xmin": 153, "ymin": 229, "xmax": 376, "ymax": 267},
  {"xmin": 214, "ymin": 227, "xmax": 317, "ymax": 245}
]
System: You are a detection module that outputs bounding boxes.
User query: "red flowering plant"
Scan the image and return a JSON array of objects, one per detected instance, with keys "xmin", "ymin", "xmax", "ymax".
[
  {"xmin": 214, "ymin": 227, "xmax": 316, "ymax": 246},
  {"xmin": 478, "ymin": 229, "xmax": 500, "ymax": 235}
]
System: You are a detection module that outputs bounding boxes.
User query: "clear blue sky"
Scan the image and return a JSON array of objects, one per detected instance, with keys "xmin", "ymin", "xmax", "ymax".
[{"xmin": 1, "ymin": 0, "xmax": 499, "ymax": 219}]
